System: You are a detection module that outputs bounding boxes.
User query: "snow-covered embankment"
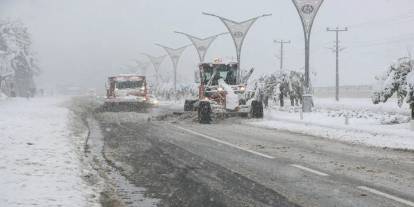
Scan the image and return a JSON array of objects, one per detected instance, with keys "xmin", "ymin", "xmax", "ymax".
[{"xmin": 0, "ymin": 97, "xmax": 100, "ymax": 206}]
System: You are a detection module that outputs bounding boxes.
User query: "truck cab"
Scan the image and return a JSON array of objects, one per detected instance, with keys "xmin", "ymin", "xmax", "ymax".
[
  {"xmin": 106, "ymin": 75, "xmax": 148, "ymax": 101},
  {"xmin": 104, "ymin": 74, "xmax": 154, "ymax": 111}
]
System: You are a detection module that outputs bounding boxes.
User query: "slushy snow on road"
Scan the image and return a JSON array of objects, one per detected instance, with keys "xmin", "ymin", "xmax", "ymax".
[{"xmin": 0, "ymin": 97, "xmax": 99, "ymax": 207}]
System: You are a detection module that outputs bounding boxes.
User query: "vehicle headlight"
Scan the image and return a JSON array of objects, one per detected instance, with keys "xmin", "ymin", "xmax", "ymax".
[
  {"xmin": 239, "ymin": 86, "xmax": 246, "ymax": 91},
  {"xmin": 217, "ymin": 87, "xmax": 224, "ymax": 92}
]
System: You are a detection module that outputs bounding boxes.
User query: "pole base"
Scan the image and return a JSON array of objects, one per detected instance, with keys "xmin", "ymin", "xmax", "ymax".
[
  {"xmin": 410, "ymin": 120, "xmax": 414, "ymax": 131},
  {"xmin": 302, "ymin": 94, "xmax": 313, "ymax": 113}
]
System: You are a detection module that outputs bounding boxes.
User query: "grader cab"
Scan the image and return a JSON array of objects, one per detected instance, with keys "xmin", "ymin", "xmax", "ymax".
[{"xmin": 185, "ymin": 61, "xmax": 263, "ymax": 124}]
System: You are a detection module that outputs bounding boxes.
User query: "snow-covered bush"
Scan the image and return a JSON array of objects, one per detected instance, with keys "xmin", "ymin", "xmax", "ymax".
[
  {"xmin": 380, "ymin": 114, "xmax": 411, "ymax": 125},
  {"xmin": 372, "ymin": 57, "xmax": 413, "ymax": 106},
  {"xmin": 372, "ymin": 57, "xmax": 414, "ymax": 119},
  {"xmin": 0, "ymin": 91, "xmax": 7, "ymax": 100},
  {"xmin": 326, "ymin": 109, "xmax": 410, "ymax": 125},
  {"xmin": 152, "ymin": 81, "xmax": 198, "ymax": 101}
]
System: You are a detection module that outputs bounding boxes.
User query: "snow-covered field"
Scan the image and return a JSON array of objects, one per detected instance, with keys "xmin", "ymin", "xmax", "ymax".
[
  {"xmin": 314, "ymin": 98, "xmax": 410, "ymax": 115},
  {"xmin": 247, "ymin": 98, "xmax": 414, "ymax": 150},
  {"xmin": 0, "ymin": 97, "xmax": 99, "ymax": 207}
]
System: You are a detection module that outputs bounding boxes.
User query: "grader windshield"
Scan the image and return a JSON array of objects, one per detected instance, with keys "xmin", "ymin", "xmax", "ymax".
[{"xmin": 200, "ymin": 63, "xmax": 238, "ymax": 86}]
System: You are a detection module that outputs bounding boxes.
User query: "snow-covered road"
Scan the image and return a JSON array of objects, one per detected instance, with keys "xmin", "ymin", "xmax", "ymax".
[{"xmin": 0, "ymin": 97, "xmax": 99, "ymax": 207}]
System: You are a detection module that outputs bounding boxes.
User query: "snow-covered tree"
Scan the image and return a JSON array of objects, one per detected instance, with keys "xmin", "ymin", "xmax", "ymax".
[
  {"xmin": 288, "ymin": 71, "xmax": 305, "ymax": 106},
  {"xmin": 372, "ymin": 57, "xmax": 414, "ymax": 119},
  {"xmin": 254, "ymin": 70, "xmax": 305, "ymax": 107},
  {"xmin": 0, "ymin": 20, "xmax": 39, "ymax": 97},
  {"xmin": 406, "ymin": 70, "xmax": 414, "ymax": 119}
]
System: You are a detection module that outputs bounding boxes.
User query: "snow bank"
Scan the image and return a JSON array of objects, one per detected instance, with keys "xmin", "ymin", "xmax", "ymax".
[
  {"xmin": 0, "ymin": 97, "xmax": 99, "ymax": 206},
  {"xmin": 247, "ymin": 98, "xmax": 414, "ymax": 150},
  {"xmin": 0, "ymin": 92, "xmax": 7, "ymax": 100}
]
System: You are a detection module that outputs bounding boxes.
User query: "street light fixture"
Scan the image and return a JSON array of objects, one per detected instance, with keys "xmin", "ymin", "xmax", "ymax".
[
  {"xmin": 132, "ymin": 60, "xmax": 151, "ymax": 76},
  {"xmin": 155, "ymin": 44, "xmax": 191, "ymax": 93},
  {"xmin": 202, "ymin": 12, "xmax": 272, "ymax": 83},
  {"xmin": 292, "ymin": 0, "xmax": 324, "ymax": 112},
  {"xmin": 174, "ymin": 31, "xmax": 228, "ymax": 63},
  {"xmin": 141, "ymin": 53, "xmax": 166, "ymax": 86}
]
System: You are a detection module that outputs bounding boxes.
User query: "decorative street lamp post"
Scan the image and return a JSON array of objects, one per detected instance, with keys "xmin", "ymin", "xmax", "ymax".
[
  {"xmin": 292, "ymin": 0, "xmax": 324, "ymax": 112},
  {"xmin": 155, "ymin": 44, "xmax": 190, "ymax": 93},
  {"xmin": 174, "ymin": 31, "xmax": 228, "ymax": 63},
  {"xmin": 202, "ymin": 12, "xmax": 271, "ymax": 83},
  {"xmin": 142, "ymin": 54, "xmax": 166, "ymax": 86},
  {"xmin": 133, "ymin": 60, "xmax": 151, "ymax": 76}
]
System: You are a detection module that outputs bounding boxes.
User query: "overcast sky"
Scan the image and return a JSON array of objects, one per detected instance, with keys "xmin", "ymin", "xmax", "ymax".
[{"xmin": 1, "ymin": 0, "xmax": 414, "ymax": 89}]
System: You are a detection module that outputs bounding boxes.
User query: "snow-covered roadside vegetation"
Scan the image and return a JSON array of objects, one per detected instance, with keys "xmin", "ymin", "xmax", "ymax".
[
  {"xmin": 242, "ymin": 57, "xmax": 413, "ymax": 150},
  {"xmin": 0, "ymin": 91, "xmax": 7, "ymax": 100},
  {"xmin": 0, "ymin": 20, "xmax": 39, "ymax": 98},
  {"xmin": 0, "ymin": 97, "xmax": 101, "ymax": 207},
  {"xmin": 372, "ymin": 57, "xmax": 414, "ymax": 118},
  {"xmin": 247, "ymin": 97, "xmax": 414, "ymax": 150}
]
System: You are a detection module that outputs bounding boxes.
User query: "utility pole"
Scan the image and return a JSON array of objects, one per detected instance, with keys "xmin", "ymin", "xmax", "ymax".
[
  {"xmin": 327, "ymin": 27, "xmax": 348, "ymax": 101},
  {"xmin": 274, "ymin": 40, "xmax": 291, "ymax": 72}
]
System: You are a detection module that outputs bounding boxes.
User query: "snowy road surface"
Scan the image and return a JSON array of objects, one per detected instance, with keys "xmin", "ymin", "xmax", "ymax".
[
  {"xmin": 167, "ymin": 121, "xmax": 414, "ymax": 206},
  {"xmin": 0, "ymin": 97, "xmax": 99, "ymax": 207},
  {"xmin": 94, "ymin": 102, "xmax": 414, "ymax": 207},
  {"xmin": 1, "ymin": 96, "xmax": 413, "ymax": 207}
]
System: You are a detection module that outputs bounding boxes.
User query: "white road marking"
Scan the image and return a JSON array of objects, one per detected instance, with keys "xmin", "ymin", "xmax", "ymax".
[
  {"xmin": 290, "ymin": 164, "xmax": 329, "ymax": 177},
  {"xmin": 172, "ymin": 125, "xmax": 275, "ymax": 159},
  {"xmin": 358, "ymin": 186, "xmax": 414, "ymax": 207},
  {"xmin": 170, "ymin": 124, "xmax": 414, "ymax": 207}
]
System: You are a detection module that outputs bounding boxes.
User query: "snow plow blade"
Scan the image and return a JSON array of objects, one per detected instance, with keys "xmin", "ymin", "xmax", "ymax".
[{"xmin": 101, "ymin": 101, "xmax": 153, "ymax": 112}]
